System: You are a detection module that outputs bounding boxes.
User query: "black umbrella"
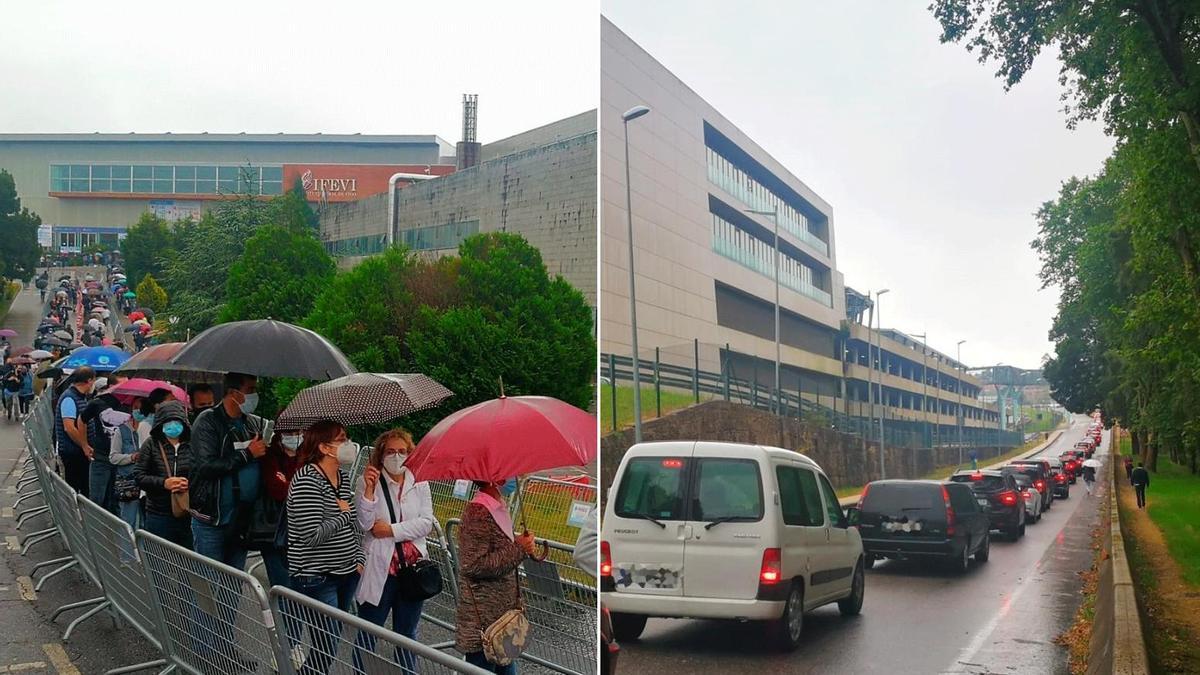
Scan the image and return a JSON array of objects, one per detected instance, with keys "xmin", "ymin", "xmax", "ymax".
[
  {"xmin": 275, "ymin": 373, "xmax": 453, "ymax": 432},
  {"xmin": 170, "ymin": 319, "xmax": 356, "ymax": 381},
  {"xmin": 42, "ymin": 337, "xmax": 71, "ymax": 348}
]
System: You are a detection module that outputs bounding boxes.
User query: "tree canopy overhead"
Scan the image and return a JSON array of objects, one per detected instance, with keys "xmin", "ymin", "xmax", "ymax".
[{"xmin": 0, "ymin": 169, "xmax": 43, "ymax": 281}]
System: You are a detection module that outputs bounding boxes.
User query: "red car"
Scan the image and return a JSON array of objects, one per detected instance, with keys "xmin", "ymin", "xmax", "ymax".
[{"xmin": 1058, "ymin": 452, "xmax": 1081, "ymax": 483}]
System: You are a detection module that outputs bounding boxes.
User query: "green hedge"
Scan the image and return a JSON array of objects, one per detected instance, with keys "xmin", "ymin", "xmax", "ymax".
[{"xmin": 0, "ymin": 281, "xmax": 20, "ymax": 322}]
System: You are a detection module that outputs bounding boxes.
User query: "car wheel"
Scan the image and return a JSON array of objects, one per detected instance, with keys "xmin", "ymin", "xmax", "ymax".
[
  {"xmin": 611, "ymin": 612, "xmax": 648, "ymax": 642},
  {"xmin": 838, "ymin": 562, "xmax": 865, "ymax": 616},
  {"xmin": 950, "ymin": 541, "xmax": 971, "ymax": 573},
  {"xmin": 771, "ymin": 582, "xmax": 804, "ymax": 651},
  {"xmin": 863, "ymin": 554, "xmax": 876, "ymax": 570},
  {"xmin": 975, "ymin": 533, "xmax": 990, "ymax": 563}
]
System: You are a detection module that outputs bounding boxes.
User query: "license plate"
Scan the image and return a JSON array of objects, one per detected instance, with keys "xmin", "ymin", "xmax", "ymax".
[
  {"xmin": 614, "ymin": 564, "xmax": 681, "ymax": 590},
  {"xmin": 882, "ymin": 521, "xmax": 922, "ymax": 532},
  {"xmin": 977, "ymin": 498, "xmax": 989, "ymax": 508}
]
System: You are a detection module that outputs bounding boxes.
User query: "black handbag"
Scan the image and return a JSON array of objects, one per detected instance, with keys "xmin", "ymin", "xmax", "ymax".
[{"xmin": 381, "ymin": 478, "xmax": 442, "ymax": 601}]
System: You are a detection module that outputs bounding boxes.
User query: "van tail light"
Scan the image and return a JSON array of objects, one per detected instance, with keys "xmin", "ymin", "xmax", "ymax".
[
  {"xmin": 759, "ymin": 548, "xmax": 782, "ymax": 585},
  {"xmin": 1055, "ymin": 473, "xmax": 1067, "ymax": 483},
  {"xmin": 1035, "ymin": 479, "xmax": 1046, "ymax": 492},
  {"xmin": 942, "ymin": 486, "xmax": 956, "ymax": 536},
  {"xmin": 999, "ymin": 490, "xmax": 1018, "ymax": 507},
  {"xmin": 1023, "ymin": 490, "xmax": 1033, "ymax": 500},
  {"xmin": 600, "ymin": 541, "xmax": 613, "ymax": 579}
]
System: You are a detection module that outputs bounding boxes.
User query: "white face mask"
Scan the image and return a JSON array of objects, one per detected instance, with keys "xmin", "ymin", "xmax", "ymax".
[
  {"xmin": 281, "ymin": 434, "xmax": 302, "ymax": 452},
  {"xmin": 382, "ymin": 453, "xmax": 407, "ymax": 475},
  {"xmin": 334, "ymin": 440, "xmax": 359, "ymax": 464},
  {"xmin": 238, "ymin": 392, "xmax": 259, "ymax": 415}
]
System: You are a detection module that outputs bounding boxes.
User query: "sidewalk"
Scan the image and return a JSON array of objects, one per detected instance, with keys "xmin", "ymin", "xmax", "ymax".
[{"xmin": 0, "ymin": 283, "xmax": 158, "ymax": 673}]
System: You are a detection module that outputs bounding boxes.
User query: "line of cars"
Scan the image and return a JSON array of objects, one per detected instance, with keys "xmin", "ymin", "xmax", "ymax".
[{"xmin": 598, "ymin": 431, "xmax": 1098, "ymax": 659}]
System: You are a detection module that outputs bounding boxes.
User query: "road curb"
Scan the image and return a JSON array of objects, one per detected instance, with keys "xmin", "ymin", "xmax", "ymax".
[
  {"xmin": 1109, "ymin": 430, "xmax": 1151, "ymax": 674},
  {"xmin": 839, "ymin": 429, "xmax": 1066, "ymax": 507}
]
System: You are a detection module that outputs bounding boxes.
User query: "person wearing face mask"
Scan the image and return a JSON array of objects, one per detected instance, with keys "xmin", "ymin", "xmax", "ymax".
[
  {"xmin": 136, "ymin": 387, "xmax": 174, "ymax": 448},
  {"xmin": 251, "ymin": 429, "xmax": 304, "ymax": 590},
  {"xmin": 56, "ymin": 366, "xmax": 97, "ymax": 496},
  {"xmin": 286, "ymin": 420, "xmax": 364, "ymax": 675},
  {"xmin": 187, "ymin": 384, "xmax": 216, "ymax": 423},
  {"xmin": 103, "ymin": 405, "xmax": 143, "ymax": 530},
  {"xmin": 354, "ymin": 428, "xmax": 434, "ymax": 669},
  {"xmin": 134, "ymin": 401, "xmax": 193, "ymax": 548},
  {"xmin": 456, "ymin": 477, "xmax": 538, "ymax": 674},
  {"xmin": 189, "ymin": 372, "xmax": 267, "ymax": 570}
]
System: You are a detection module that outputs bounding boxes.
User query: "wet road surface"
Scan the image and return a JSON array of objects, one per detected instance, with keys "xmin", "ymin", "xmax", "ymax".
[{"xmin": 618, "ymin": 418, "xmax": 1107, "ymax": 674}]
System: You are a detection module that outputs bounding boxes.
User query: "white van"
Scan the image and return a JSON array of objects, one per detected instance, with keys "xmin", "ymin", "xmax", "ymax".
[{"xmin": 600, "ymin": 441, "xmax": 865, "ymax": 651}]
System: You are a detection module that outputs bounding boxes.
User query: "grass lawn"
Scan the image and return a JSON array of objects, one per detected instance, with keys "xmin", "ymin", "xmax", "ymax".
[
  {"xmin": 599, "ymin": 382, "xmax": 712, "ymax": 434},
  {"xmin": 1121, "ymin": 439, "xmax": 1200, "ymax": 587},
  {"xmin": 1022, "ymin": 406, "xmax": 1062, "ymax": 433}
]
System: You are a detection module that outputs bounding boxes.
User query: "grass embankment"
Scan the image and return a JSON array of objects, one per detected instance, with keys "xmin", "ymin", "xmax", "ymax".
[
  {"xmin": 599, "ymin": 383, "xmax": 713, "ymax": 433},
  {"xmin": 1022, "ymin": 406, "xmax": 1063, "ymax": 433},
  {"xmin": 0, "ymin": 281, "xmax": 21, "ymax": 322},
  {"xmin": 1114, "ymin": 433, "xmax": 1200, "ymax": 673}
]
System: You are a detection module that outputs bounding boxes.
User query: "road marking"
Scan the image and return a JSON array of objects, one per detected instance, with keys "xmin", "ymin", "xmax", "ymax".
[
  {"xmin": 15, "ymin": 576, "xmax": 36, "ymax": 601},
  {"xmin": 1, "ymin": 507, "xmax": 13, "ymax": 518},
  {"xmin": 4, "ymin": 486, "xmax": 16, "ymax": 494},
  {"xmin": 41, "ymin": 644, "xmax": 79, "ymax": 675},
  {"xmin": 0, "ymin": 662, "xmax": 49, "ymax": 672}
]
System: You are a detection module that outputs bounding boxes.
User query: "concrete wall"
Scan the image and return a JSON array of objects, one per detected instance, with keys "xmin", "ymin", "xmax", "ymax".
[
  {"xmin": 599, "ymin": 400, "xmax": 1013, "ymax": 496},
  {"xmin": 481, "ymin": 111, "xmax": 596, "ymax": 162},
  {"xmin": 600, "ymin": 17, "xmax": 845, "ymax": 382}
]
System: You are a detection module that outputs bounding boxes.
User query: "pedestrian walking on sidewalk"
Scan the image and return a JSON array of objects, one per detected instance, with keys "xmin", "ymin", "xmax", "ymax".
[
  {"xmin": 1124, "ymin": 456, "xmax": 1134, "ymax": 484},
  {"xmin": 1131, "ymin": 462, "xmax": 1150, "ymax": 508},
  {"xmin": 1082, "ymin": 463, "xmax": 1096, "ymax": 496}
]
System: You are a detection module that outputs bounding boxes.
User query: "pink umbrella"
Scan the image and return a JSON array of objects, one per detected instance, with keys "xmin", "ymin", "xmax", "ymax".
[
  {"xmin": 105, "ymin": 378, "xmax": 190, "ymax": 408},
  {"xmin": 0, "ymin": 329, "xmax": 16, "ymax": 338},
  {"xmin": 409, "ymin": 395, "xmax": 596, "ymax": 483},
  {"xmin": 129, "ymin": 312, "xmax": 145, "ymax": 321}
]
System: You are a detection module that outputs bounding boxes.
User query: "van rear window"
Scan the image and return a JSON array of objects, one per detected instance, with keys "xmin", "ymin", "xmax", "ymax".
[
  {"xmin": 694, "ymin": 459, "xmax": 763, "ymax": 522},
  {"xmin": 615, "ymin": 457, "xmax": 688, "ymax": 521},
  {"xmin": 949, "ymin": 474, "xmax": 1006, "ymax": 491}
]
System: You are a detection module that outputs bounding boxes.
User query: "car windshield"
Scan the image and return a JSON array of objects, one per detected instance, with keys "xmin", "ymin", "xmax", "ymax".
[{"xmin": 615, "ymin": 457, "xmax": 689, "ymax": 521}]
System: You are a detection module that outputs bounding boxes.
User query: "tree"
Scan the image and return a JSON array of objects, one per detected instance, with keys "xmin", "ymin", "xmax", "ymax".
[
  {"xmin": 120, "ymin": 212, "xmax": 175, "ymax": 289},
  {"xmin": 135, "ymin": 274, "xmax": 169, "ymax": 315},
  {"xmin": 0, "ymin": 169, "xmax": 43, "ymax": 281},
  {"xmin": 272, "ymin": 178, "xmax": 320, "ymax": 232},
  {"xmin": 219, "ymin": 225, "xmax": 336, "ymax": 324}
]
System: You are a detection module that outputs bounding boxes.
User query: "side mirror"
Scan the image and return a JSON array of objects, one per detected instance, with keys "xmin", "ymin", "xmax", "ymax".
[{"xmin": 845, "ymin": 507, "xmax": 861, "ymax": 527}]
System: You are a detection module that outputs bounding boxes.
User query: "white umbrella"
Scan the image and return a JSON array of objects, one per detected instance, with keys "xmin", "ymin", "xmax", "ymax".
[
  {"xmin": 29, "ymin": 349, "xmax": 53, "ymax": 360},
  {"xmin": 1082, "ymin": 458, "xmax": 1101, "ymax": 468}
]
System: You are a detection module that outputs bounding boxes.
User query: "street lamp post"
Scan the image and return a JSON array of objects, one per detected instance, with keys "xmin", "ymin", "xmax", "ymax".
[
  {"xmin": 875, "ymin": 289, "xmax": 890, "ymax": 479},
  {"xmin": 911, "ymin": 332, "xmax": 928, "ymax": 476},
  {"xmin": 745, "ymin": 208, "xmax": 780, "ymax": 416},
  {"xmin": 957, "ymin": 339, "xmax": 966, "ymax": 465},
  {"xmin": 622, "ymin": 105, "xmax": 651, "ymax": 444}
]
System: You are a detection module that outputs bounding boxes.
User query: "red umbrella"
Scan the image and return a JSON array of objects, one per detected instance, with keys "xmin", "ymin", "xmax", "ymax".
[
  {"xmin": 104, "ymin": 378, "xmax": 190, "ymax": 408},
  {"xmin": 409, "ymin": 395, "xmax": 596, "ymax": 482},
  {"xmin": 129, "ymin": 311, "xmax": 145, "ymax": 321}
]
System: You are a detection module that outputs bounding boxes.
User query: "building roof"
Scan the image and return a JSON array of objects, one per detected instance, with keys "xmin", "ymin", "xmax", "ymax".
[{"xmin": 0, "ymin": 132, "xmax": 452, "ymax": 148}]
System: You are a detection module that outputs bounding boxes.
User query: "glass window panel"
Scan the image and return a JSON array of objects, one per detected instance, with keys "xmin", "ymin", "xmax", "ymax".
[
  {"xmin": 217, "ymin": 166, "xmax": 240, "ymax": 180},
  {"xmin": 110, "ymin": 179, "xmax": 130, "ymax": 193},
  {"xmin": 260, "ymin": 181, "xmax": 282, "ymax": 195},
  {"xmin": 109, "ymin": 165, "xmax": 131, "ymax": 179},
  {"xmin": 90, "ymin": 179, "xmax": 110, "ymax": 192},
  {"xmin": 51, "ymin": 177, "xmax": 69, "ymax": 191},
  {"xmin": 237, "ymin": 174, "xmax": 257, "ymax": 193},
  {"xmin": 133, "ymin": 179, "xmax": 153, "ymax": 193},
  {"xmin": 69, "ymin": 179, "xmax": 88, "ymax": 192},
  {"xmin": 196, "ymin": 166, "xmax": 216, "ymax": 180},
  {"xmin": 261, "ymin": 166, "xmax": 282, "ymax": 181},
  {"xmin": 153, "ymin": 179, "xmax": 172, "ymax": 193},
  {"xmin": 174, "ymin": 179, "xmax": 196, "ymax": 193},
  {"xmin": 217, "ymin": 179, "xmax": 237, "ymax": 193},
  {"xmin": 174, "ymin": 165, "xmax": 195, "ymax": 179},
  {"xmin": 51, "ymin": 165, "xmax": 70, "ymax": 179},
  {"xmin": 133, "ymin": 166, "xmax": 152, "ymax": 179},
  {"xmin": 70, "ymin": 165, "xmax": 90, "ymax": 179},
  {"xmin": 90, "ymin": 165, "xmax": 111, "ymax": 179},
  {"xmin": 152, "ymin": 166, "xmax": 173, "ymax": 179},
  {"xmin": 195, "ymin": 179, "xmax": 216, "ymax": 194}
]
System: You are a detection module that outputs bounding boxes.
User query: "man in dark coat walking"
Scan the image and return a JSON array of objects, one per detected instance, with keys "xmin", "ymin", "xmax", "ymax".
[{"xmin": 1131, "ymin": 462, "xmax": 1151, "ymax": 509}]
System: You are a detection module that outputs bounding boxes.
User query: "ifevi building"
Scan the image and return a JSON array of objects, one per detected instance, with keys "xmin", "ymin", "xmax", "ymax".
[{"xmin": 601, "ymin": 17, "xmax": 1000, "ymax": 437}]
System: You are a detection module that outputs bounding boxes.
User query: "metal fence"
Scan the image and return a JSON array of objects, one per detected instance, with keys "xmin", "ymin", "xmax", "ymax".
[
  {"xmin": 14, "ymin": 389, "xmax": 596, "ymax": 675},
  {"xmin": 602, "ymin": 347, "xmax": 1024, "ymax": 450}
]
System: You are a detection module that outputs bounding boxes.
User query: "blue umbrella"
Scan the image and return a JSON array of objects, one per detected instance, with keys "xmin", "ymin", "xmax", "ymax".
[{"xmin": 61, "ymin": 346, "xmax": 130, "ymax": 372}]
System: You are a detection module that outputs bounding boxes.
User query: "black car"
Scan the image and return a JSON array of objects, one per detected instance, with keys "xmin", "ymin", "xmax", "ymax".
[
  {"xmin": 1008, "ymin": 459, "xmax": 1055, "ymax": 510},
  {"xmin": 950, "ymin": 470, "xmax": 1026, "ymax": 540},
  {"xmin": 1043, "ymin": 457, "xmax": 1071, "ymax": 499},
  {"xmin": 851, "ymin": 479, "xmax": 990, "ymax": 573}
]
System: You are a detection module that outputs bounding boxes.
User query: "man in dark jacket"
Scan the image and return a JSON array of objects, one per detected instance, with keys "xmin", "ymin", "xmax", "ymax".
[
  {"xmin": 55, "ymin": 367, "xmax": 97, "ymax": 496},
  {"xmin": 189, "ymin": 372, "xmax": 267, "ymax": 570},
  {"xmin": 1131, "ymin": 462, "xmax": 1151, "ymax": 509}
]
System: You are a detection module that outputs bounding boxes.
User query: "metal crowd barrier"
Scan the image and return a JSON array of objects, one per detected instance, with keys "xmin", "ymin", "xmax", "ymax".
[
  {"xmin": 269, "ymin": 586, "xmax": 491, "ymax": 675},
  {"xmin": 513, "ymin": 476, "xmax": 596, "ymax": 549}
]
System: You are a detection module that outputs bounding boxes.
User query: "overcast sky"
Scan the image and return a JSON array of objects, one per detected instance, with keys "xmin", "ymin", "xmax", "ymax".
[
  {"xmin": 0, "ymin": 0, "xmax": 595, "ymax": 145},
  {"xmin": 604, "ymin": 1, "xmax": 1113, "ymax": 369}
]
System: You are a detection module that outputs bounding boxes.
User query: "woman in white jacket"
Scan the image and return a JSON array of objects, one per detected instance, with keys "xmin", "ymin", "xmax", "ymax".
[{"xmin": 355, "ymin": 428, "xmax": 433, "ymax": 666}]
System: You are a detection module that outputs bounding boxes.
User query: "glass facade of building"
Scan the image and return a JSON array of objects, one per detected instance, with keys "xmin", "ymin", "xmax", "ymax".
[
  {"xmin": 49, "ymin": 163, "xmax": 284, "ymax": 196},
  {"xmin": 705, "ymin": 145, "xmax": 829, "ymax": 256},
  {"xmin": 323, "ymin": 234, "xmax": 389, "ymax": 257},
  {"xmin": 711, "ymin": 212, "xmax": 832, "ymax": 307},
  {"xmin": 398, "ymin": 220, "xmax": 480, "ymax": 251}
]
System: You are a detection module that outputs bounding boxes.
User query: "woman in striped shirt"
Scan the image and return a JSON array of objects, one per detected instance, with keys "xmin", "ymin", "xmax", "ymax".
[{"xmin": 286, "ymin": 420, "xmax": 364, "ymax": 611}]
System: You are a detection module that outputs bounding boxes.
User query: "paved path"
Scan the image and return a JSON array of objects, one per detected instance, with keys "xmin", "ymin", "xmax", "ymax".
[{"xmin": 0, "ymin": 278, "xmax": 159, "ymax": 674}]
